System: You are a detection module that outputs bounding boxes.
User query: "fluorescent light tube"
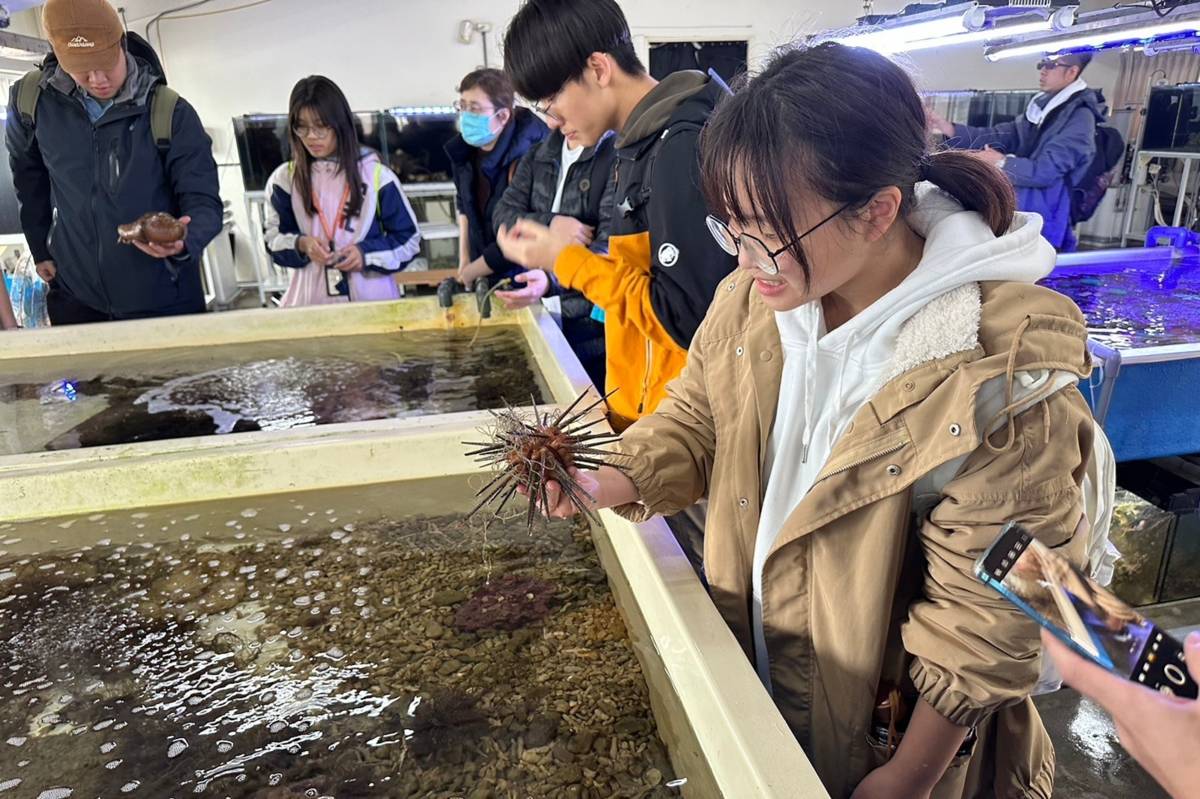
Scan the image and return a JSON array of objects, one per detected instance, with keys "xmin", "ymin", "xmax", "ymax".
[
  {"xmin": 896, "ymin": 17, "xmax": 1060, "ymax": 53},
  {"xmin": 830, "ymin": 10, "xmax": 975, "ymax": 52},
  {"xmin": 988, "ymin": 17, "xmax": 1200, "ymax": 60}
]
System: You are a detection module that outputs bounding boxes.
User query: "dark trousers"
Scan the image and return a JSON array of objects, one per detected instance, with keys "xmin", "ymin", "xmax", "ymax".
[
  {"xmin": 47, "ymin": 285, "xmax": 111, "ymax": 325},
  {"xmin": 47, "ymin": 283, "xmax": 205, "ymax": 326}
]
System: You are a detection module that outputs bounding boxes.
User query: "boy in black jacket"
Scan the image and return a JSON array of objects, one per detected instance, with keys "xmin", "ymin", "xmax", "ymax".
[{"xmin": 497, "ymin": 0, "xmax": 735, "ymax": 430}]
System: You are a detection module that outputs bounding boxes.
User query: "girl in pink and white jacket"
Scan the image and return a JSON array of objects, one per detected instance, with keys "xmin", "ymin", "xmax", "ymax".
[{"xmin": 265, "ymin": 75, "xmax": 421, "ymax": 306}]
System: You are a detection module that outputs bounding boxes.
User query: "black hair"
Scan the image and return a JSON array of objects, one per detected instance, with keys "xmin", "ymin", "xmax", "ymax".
[
  {"xmin": 502, "ymin": 0, "xmax": 646, "ymax": 101},
  {"xmin": 457, "ymin": 68, "xmax": 515, "ymax": 112},
  {"xmin": 287, "ymin": 75, "xmax": 365, "ymax": 222},
  {"xmin": 1075, "ymin": 52, "xmax": 1094, "ymax": 72},
  {"xmin": 700, "ymin": 42, "xmax": 1016, "ymax": 286}
]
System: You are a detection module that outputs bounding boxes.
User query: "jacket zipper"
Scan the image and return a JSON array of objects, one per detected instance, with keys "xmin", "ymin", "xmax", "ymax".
[
  {"xmin": 818, "ymin": 441, "xmax": 908, "ymax": 483},
  {"xmin": 47, "ymin": 207, "xmax": 58, "ymax": 251},
  {"xmin": 637, "ymin": 338, "xmax": 653, "ymax": 414},
  {"xmin": 108, "ymin": 139, "xmax": 121, "ymax": 194},
  {"xmin": 91, "ymin": 124, "xmax": 114, "ymax": 315}
]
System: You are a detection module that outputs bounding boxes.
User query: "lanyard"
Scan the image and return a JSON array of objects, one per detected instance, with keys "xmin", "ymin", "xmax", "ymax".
[{"xmin": 312, "ymin": 181, "xmax": 352, "ymax": 245}]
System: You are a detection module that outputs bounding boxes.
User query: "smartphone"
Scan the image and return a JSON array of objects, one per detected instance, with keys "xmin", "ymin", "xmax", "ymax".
[
  {"xmin": 976, "ymin": 522, "xmax": 1198, "ymax": 699},
  {"xmin": 324, "ymin": 264, "xmax": 343, "ymax": 297}
]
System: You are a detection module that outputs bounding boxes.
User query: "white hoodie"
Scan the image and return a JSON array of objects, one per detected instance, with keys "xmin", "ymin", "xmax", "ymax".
[{"xmin": 750, "ymin": 183, "xmax": 1057, "ymax": 690}]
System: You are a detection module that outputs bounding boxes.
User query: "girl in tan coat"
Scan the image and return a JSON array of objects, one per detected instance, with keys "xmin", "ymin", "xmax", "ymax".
[{"xmin": 535, "ymin": 43, "xmax": 1095, "ymax": 798}]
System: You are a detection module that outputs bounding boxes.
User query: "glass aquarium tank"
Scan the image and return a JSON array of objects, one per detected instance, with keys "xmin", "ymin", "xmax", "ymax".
[
  {"xmin": 233, "ymin": 109, "xmax": 456, "ymax": 192},
  {"xmin": 0, "ymin": 329, "xmax": 549, "ymax": 456},
  {"xmin": 0, "ymin": 478, "xmax": 682, "ymax": 798},
  {"xmin": 1142, "ymin": 84, "xmax": 1200, "ymax": 153},
  {"xmin": 1108, "ymin": 487, "xmax": 1175, "ymax": 606}
]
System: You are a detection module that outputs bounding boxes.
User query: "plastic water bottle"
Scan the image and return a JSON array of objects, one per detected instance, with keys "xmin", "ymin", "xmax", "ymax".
[
  {"xmin": 27, "ymin": 274, "xmax": 47, "ymax": 327},
  {"xmin": 9, "ymin": 267, "xmax": 27, "ymax": 326}
]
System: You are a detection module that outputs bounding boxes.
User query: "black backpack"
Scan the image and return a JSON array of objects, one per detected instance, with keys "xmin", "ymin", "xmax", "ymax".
[{"xmin": 1070, "ymin": 124, "xmax": 1125, "ymax": 225}]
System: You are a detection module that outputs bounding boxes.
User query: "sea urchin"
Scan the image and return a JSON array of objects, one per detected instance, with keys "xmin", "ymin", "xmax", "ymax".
[{"xmin": 463, "ymin": 390, "xmax": 623, "ymax": 530}]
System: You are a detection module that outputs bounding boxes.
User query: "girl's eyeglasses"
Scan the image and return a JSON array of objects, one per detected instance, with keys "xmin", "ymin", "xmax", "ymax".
[
  {"xmin": 293, "ymin": 124, "xmax": 333, "ymax": 140},
  {"xmin": 705, "ymin": 203, "xmax": 853, "ymax": 276}
]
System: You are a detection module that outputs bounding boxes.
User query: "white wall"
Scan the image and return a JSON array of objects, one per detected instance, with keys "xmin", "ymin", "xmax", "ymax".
[
  {"xmin": 60, "ymin": 0, "xmax": 1129, "ymax": 281},
  {"xmin": 119, "ymin": 0, "xmax": 1126, "ymax": 165}
]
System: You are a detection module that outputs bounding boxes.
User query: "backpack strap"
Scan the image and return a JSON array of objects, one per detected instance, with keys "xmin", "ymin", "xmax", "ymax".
[
  {"xmin": 15, "ymin": 68, "xmax": 43, "ymax": 127},
  {"xmin": 633, "ymin": 120, "xmax": 703, "ymax": 214},
  {"xmin": 372, "ymin": 162, "xmax": 385, "ymax": 226},
  {"xmin": 149, "ymin": 85, "xmax": 179, "ymax": 153}
]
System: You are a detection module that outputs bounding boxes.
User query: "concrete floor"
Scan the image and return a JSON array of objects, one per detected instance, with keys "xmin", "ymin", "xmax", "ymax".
[{"xmin": 1034, "ymin": 598, "xmax": 1200, "ymax": 798}]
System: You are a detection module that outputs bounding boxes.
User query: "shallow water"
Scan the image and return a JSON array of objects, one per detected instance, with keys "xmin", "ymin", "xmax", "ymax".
[
  {"xmin": 0, "ymin": 481, "xmax": 679, "ymax": 798},
  {"xmin": 1041, "ymin": 259, "xmax": 1200, "ymax": 350},
  {"xmin": 0, "ymin": 329, "xmax": 548, "ymax": 455}
]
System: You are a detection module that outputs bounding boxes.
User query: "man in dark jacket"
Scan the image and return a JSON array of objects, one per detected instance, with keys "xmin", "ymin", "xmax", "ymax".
[
  {"xmin": 445, "ymin": 68, "xmax": 548, "ymax": 288},
  {"xmin": 929, "ymin": 52, "xmax": 1106, "ymax": 252},
  {"xmin": 6, "ymin": 0, "xmax": 222, "ymax": 325},
  {"xmin": 491, "ymin": 128, "xmax": 618, "ymax": 388}
]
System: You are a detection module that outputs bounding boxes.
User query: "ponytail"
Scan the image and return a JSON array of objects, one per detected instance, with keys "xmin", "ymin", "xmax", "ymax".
[{"xmin": 921, "ymin": 150, "xmax": 1016, "ymax": 237}]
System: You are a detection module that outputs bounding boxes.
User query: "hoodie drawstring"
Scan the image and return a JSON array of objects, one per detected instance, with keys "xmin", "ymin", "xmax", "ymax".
[
  {"xmin": 800, "ymin": 341, "xmax": 818, "ymax": 464},
  {"xmin": 801, "ymin": 329, "xmax": 858, "ymax": 464},
  {"xmin": 983, "ymin": 316, "xmax": 1060, "ymax": 453}
]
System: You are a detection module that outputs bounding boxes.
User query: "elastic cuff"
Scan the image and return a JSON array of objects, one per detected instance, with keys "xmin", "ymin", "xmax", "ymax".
[
  {"xmin": 362, "ymin": 247, "xmax": 396, "ymax": 275},
  {"xmin": 909, "ymin": 661, "xmax": 996, "ymax": 728},
  {"xmin": 608, "ymin": 440, "xmax": 683, "ymax": 521}
]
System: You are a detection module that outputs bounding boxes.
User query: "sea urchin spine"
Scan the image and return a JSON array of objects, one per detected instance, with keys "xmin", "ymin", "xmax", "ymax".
[{"xmin": 463, "ymin": 390, "xmax": 623, "ymax": 530}]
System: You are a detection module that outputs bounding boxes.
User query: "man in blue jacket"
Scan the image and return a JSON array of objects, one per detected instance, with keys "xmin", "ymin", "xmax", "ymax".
[
  {"xmin": 6, "ymin": 0, "xmax": 222, "ymax": 325},
  {"xmin": 929, "ymin": 53, "xmax": 1106, "ymax": 252}
]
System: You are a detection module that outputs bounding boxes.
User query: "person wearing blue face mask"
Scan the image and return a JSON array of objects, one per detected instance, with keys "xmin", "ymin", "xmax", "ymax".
[{"xmin": 445, "ymin": 68, "xmax": 548, "ymax": 288}]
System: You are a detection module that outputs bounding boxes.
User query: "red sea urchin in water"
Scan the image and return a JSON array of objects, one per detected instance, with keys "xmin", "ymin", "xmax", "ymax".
[
  {"xmin": 453, "ymin": 574, "xmax": 556, "ymax": 632},
  {"xmin": 463, "ymin": 391, "xmax": 624, "ymax": 531}
]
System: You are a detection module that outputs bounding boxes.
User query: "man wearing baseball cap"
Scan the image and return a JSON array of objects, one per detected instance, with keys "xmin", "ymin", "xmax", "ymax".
[
  {"xmin": 5, "ymin": 0, "xmax": 221, "ymax": 324},
  {"xmin": 928, "ymin": 52, "xmax": 1108, "ymax": 252}
]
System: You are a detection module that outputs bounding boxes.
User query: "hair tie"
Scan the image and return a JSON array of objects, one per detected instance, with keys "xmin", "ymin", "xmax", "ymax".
[{"xmin": 918, "ymin": 154, "xmax": 935, "ymax": 181}]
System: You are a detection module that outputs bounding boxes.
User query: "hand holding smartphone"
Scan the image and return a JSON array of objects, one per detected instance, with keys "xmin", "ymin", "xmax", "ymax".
[{"xmin": 976, "ymin": 522, "xmax": 1198, "ymax": 699}]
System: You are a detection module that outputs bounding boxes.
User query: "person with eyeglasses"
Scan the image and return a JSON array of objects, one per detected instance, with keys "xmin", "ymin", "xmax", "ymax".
[
  {"xmin": 263, "ymin": 76, "xmax": 422, "ymax": 306},
  {"xmin": 496, "ymin": 0, "xmax": 734, "ymax": 580},
  {"xmin": 497, "ymin": 0, "xmax": 734, "ymax": 433},
  {"xmin": 445, "ymin": 68, "xmax": 548, "ymax": 289},
  {"xmin": 927, "ymin": 52, "xmax": 1106, "ymax": 252},
  {"xmin": 5, "ymin": 0, "xmax": 222, "ymax": 325},
  {"xmin": 489, "ymin": 120, "xmax": 618, "ymax": 390},
  {"xmin": 524, "ymin": 42, "xmax": 1098, "ymax": 799}
]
